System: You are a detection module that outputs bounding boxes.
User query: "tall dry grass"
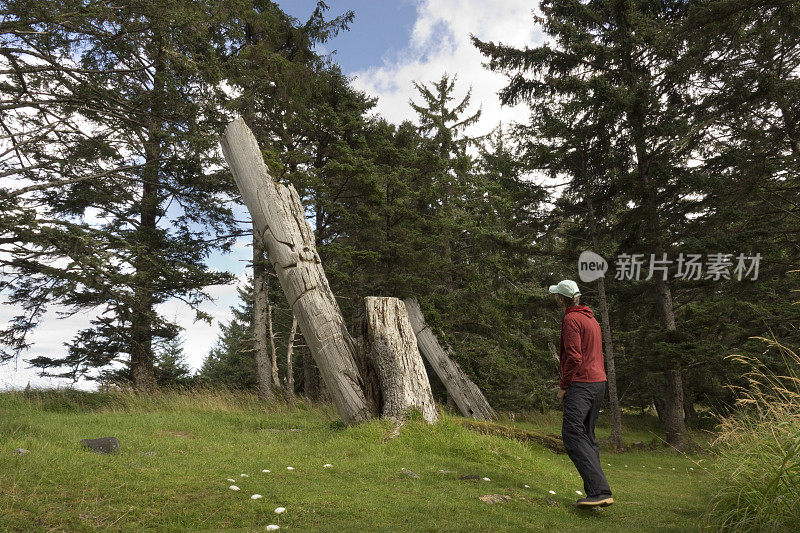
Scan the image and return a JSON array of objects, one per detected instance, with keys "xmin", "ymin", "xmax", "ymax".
[{"xmin": 703, "ymin": 333, "xmax": 800, "ymax": 531}]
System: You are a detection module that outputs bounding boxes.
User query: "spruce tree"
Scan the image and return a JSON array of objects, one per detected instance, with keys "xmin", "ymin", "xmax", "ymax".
[
  {"xmin": 403, "ymin": 75, "xmax": 551, "ymax": 409},
  {"xmin": 0, "ymin": 0, "xmax": 241, "ymax": 388},
  {"xmin": 472, "ymin": 0, "xmax": 708, "ymax": 447}
]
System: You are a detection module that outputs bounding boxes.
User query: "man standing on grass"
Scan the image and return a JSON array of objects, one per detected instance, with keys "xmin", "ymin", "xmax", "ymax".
[{"xmin": 549, "ymin": 279, "xmax": 614, "ymax": 508}]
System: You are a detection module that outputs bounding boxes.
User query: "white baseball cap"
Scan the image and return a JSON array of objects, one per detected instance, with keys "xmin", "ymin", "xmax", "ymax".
[{"xmin": 548, "ymin": 279, "xmax": 580, "ymax": 298}]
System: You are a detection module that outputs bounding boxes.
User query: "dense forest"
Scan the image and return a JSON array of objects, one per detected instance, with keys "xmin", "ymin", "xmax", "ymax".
[{"xmin": 2, "ymin": 0, "xmax": 798, "ymax": 453}]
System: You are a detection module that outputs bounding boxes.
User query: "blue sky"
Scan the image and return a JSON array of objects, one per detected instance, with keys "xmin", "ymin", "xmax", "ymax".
[
  {"xmin": 1, "ymin": 1, "xmax": 544, "ymax": 390},
  {"xmin": 280, "ymin": 1, "xmax": 418, "ymax": 74}
]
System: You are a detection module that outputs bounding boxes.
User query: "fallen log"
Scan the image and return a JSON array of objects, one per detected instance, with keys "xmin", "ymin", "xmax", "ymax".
[{"xmin": 403, "ymin": 298, "xmax": 496, "ymax": 420}]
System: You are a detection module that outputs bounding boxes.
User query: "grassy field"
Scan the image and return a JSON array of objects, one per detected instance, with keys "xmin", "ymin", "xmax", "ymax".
[{"xmin": 1, "ymin": 389, "xmax": 717, "ymax": 532}]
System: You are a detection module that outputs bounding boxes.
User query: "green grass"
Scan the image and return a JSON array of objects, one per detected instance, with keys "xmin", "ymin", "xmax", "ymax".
[
  {"xmin": 505, "ymin": 407, "xmax": 718, "ymax": 452},
  {"xmin": 1, "ymin": 389, "xmax": 717, "ymax": 532}
]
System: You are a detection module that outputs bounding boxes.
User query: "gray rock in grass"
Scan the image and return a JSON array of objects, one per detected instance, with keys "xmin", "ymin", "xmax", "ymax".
[{"xmin": 81, "ymin": 437, "xmax": 120, "ymax": 454}]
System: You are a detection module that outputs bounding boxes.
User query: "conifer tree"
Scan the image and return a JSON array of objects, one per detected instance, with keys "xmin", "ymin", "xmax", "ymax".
[
  {"xmin": 404, "ymin": 75, "xmax": 551, "ymax": 408},
  {"xmin": 0, "ymin": 0, "xmax": 241, "ymax": 389},
  {"xmin": 98, "ymin": 336, "xmax": 193, "ymax": 388},
  {"xmin": 473, "ymin": 0, "xmax": 706, "ymax": 447}
]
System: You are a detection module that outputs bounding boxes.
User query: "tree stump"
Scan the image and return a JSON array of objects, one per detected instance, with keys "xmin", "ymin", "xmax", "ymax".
[
  {"xmin": 361, "ymin": 297, "xmax": 438, "ymax": 423},
  {"xmin": 220, "ymin": 118, "xmax": 372, "ymax": 424},
  {"xmin": 403, "ymin": 298, "xmax": 496, "ymax": 420}
]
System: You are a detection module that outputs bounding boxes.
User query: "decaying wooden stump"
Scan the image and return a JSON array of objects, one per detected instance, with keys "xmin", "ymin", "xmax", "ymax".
[
  {"xmin": 403, "ymin": 298, "xmax": 496, "ymax": 420},
  {"xmin": 361, "ymin": 297, "xmax": 438, "ymax": 423},
  {"xmin": 220, "ymin": 118, "xmax": 372, "ymax": 424}
]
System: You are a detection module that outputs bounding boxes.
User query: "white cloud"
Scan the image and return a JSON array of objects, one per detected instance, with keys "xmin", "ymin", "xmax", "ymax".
[{"xmin": 350, "ymin": 0, "xmax": 545, "ymax": 136}]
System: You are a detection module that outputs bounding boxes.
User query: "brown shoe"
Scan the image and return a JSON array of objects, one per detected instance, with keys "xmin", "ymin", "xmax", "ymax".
[{"xmin": 575, "ymin": 494, "xmax": 614, "ymax": 508}]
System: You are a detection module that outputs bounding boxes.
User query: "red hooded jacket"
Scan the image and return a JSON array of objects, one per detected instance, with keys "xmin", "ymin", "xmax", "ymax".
[{"xmin": 559, "ymin": 305, "xmax": 607, "ymax": 389}]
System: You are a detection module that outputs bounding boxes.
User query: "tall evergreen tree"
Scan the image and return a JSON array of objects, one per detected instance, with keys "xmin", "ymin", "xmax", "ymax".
[
  {"xmin": 403, "ymin": 75, "xmax": 552, "ymax": 409},
  {"xmin": 473, "ymin": 0, "xmax": 710, "ymax": 448},
  {"xmin": 408, "ymin": 74, "xmax": 482, "ymax": 290},
  {"xmin": 675, "ymin": 0, "xmax": 800, "ymax": 408},
  {"xmin": 0, "ymin": 0, "xmax": 241, "ymax": 389},
  {"xmin": 200, "ymin": 318, "xmax": 256, "ymax": 390}
]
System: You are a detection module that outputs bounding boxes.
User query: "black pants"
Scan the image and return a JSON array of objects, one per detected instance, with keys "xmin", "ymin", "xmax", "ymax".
[{"xmin": 562, "ymin": 381, "xmax": 612, "ymax": 497}]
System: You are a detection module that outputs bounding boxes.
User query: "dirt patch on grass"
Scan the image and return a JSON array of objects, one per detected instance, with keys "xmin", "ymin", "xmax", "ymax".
[{"xmin": 460, "ymin": 420, "xmax": 566, "ymax": 454}]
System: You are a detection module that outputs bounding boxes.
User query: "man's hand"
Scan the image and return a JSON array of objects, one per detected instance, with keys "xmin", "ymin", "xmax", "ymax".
[{"xmin": 557, "ymin": 388, "xmax": 567, "ymax": 403}]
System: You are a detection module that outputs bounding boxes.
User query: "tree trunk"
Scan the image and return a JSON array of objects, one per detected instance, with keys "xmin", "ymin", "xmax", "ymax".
[
  {"xmin": 652, "ymin": 396, "xmax": 664, "ymax": 424},
  {"xmin": 361, "ymin": 297, "xmax": 438, "ymax": 423},
  {"xmin": 595, "ymin": 274, "xmax": 625, "ymax": 450},
  {"xmin": 684, "ymin": 391, "xmax": 696, "ymax": 423},
  {"xmin": 131, "ymin": 41, "xmax": 164, "ymax": 394},
  {"xmin": 285, "ymin": 314, "xmax": 297, "ymax": 397},
  {"xmin": 220, "ymin": 118, "xmax": 372, "ymax": 424},
  {"xmin": 633, "ymin": 113, "xmax": 687, "ymax": 450},
  {"xmin": 130, "ymin": 254, "xmax": 155, "ymax": 393},
  {"xmin": 130, "ymin": 324, "xmax": 155, "ymax": 393},
  {"xmin": 660, "ymin": 350, "xmax": 687, "ymax": 450},
  {"xmin": 653, "ymin": 269, "xmax": 687, "ymax": 450},
  {"xmin": 252, "ymin": 235, "xmax": 275, "ymax": 400},
  {"xmin": 303, "ymin": 353, "xmax": 320, "ymax": 401},
  {"xmin": 586, "ymin": 197, "xmax": 624, "ymax": 451},
  {"xmin": 645, "ymin": 208, "xmax": 687, "ymax": 450},
  {"xmin": 616, "ymin": 2, "xmax": 688, "ymax": 451},
  {"xmin": 266, "ymin": 285, "xmax": 279, "ymax": 388},
  {"xmin": 403, "ymin": 297, "xmax": 495, "ymax": 420}
]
